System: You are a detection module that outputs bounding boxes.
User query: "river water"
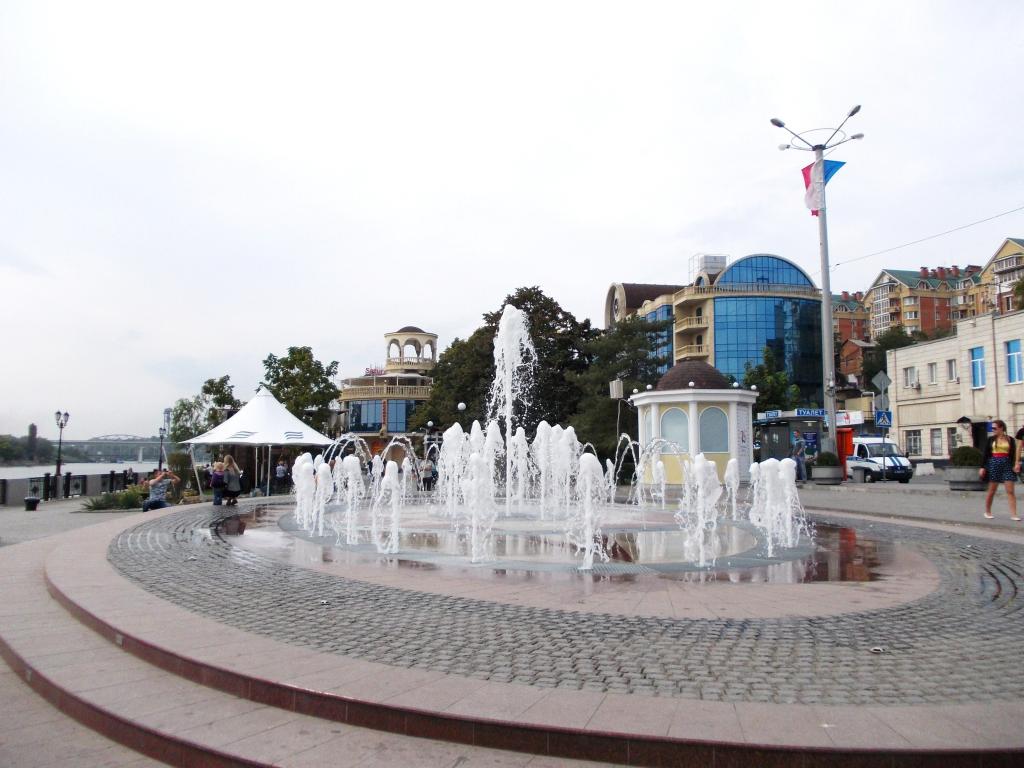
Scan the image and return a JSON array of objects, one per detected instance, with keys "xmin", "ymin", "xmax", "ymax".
[{"xmin": 0, "ymin": 462, "xmax": 161, "ymax": 480}]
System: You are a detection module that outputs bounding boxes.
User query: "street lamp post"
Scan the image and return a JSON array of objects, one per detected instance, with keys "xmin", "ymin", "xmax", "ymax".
[
  {"xmin": 54, "ymin": 410, "xmax": 69, "ymax": 499},
  {"xmin": 158, "ymin": 427, "xmax": 167, "ymax": 472},
  {"xmin": 771, "ymin": 106, "xmax": 864, "ymax": 452}
]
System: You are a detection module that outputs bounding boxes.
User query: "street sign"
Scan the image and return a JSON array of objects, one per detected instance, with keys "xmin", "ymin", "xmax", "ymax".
[
  {"xmin": 875, "ymin": 410, "xmax": 892, "ymax": 428},
  {"xmin": 763, "ymin": 410, "xmax": 782, "ymax": 418},
  {"xmin": 796, "ymin": 408, "xmax": 827, "ymax": 417},
  {"xmin": 876, "ymin": 393, "xmax": 890, "ymax": 410},
  {"xmin": 872, "ymin": 371, "xmax": 892, "ymax": 391}
]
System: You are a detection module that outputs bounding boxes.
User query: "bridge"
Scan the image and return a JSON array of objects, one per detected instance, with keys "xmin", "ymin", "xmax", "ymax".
[{"xmin": 63, "ymin": 435, "xmax": 169, "ymax": 463}]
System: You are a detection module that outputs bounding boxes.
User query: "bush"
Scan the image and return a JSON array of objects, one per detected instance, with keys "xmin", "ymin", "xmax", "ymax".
[
  {"xmin": 814, "ymin": 451, "xmax": 840, "ymax": 467},
  {"xmin": 81, "ymin": 485, "xmax": 146, "ymax": 512},
  {"xmin": 951, "ymin": 445, "xmax": 983, "ymax": 467}
]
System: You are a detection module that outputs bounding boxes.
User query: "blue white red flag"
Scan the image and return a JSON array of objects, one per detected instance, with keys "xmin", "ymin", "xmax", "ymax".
[{"xmin": 801, "ymin": 159, "xmax": 845, "ymax": 216}]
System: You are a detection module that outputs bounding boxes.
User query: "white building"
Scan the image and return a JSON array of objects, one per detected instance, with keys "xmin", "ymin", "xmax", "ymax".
[{"xmin": 887, "ymin": 310, "xmax": 1024, "ymax": 460}]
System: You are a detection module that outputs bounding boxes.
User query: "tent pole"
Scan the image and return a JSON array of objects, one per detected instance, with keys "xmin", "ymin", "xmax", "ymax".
[{"xmin": 266, "ymin": 445, "xmax": 272, "ymax": 497}]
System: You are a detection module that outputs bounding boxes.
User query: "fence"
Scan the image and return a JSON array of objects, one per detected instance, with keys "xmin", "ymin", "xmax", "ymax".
[{"xmin": 0, "ymin": 470, "xmax": 140, "ymax": 506}]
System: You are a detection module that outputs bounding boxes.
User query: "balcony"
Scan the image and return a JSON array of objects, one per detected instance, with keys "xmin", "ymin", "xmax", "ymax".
[
  {"xmin": 385, "ymin": 357, "xmax": 434, "ymax": 372},
  {"xmin": 338, "ymin": 384, "xmax": 433, "ymax": 401},
  {"xmin": 673, "ymin": 282, "xmax": 820, "ymax": 307},
  {"xmin": 994, "ymin": 255, "xmax": 1023, "ymax": 274},
  {"xmin": 675, "ymin": 316, "xmax": 709, "ymax": 330},
  {"xmin": 676, "ymin": 344, "xmax": 709, "ymax": 359}
]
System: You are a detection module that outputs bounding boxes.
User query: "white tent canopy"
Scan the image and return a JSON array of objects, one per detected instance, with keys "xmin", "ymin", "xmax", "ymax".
[
  {"xmin": 183, "ymin": 388, "xmax": 333, "ymax": 447},
  {"xmin": 182, "ymin": 388, "xmax": 333, "ymax": 498}
]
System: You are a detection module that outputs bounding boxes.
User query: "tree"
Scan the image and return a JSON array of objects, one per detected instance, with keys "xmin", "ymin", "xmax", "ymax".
[
  {"xmin": 1014, "ymin": 277, "xmax": 1024, "ymax": 310},
  {"xmin": 410, "ymin": 287, "xmax": 593, "ymax": 432},
  {"xmin": 862, "ymin": 327, "xmax": 916, "ymax": 392},
  {"xmin": 743, "ymin": 347, "xmax": 800, "ymax": 413},
  {"xmin": 566, "ymin": 316, "xmax": 671, "ymax": 459},
  {"xmin": 261, "ymin": 347, "xmax": 339, "ymax": 434},
  {"xmin": 168, "ymin": 376, "xmax": 243, "ymax": 444}
]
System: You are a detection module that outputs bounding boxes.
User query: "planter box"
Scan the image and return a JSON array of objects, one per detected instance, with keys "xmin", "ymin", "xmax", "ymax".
[
  {"xmin": 812, "ymin": 466, "xmax": 843, "ymax": 485},
  {"xmin": 945, "ymin": 466, "xmax": 986, "ymax": 491}
]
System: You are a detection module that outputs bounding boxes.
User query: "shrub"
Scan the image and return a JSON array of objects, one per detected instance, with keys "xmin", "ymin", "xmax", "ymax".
[
  {"xmin": 81, "ymin": 485, "xmax": 146, "ymax": 512},
  {"xmin": 951, "ymin": 445, "xmax": 983, "ymax": 467},
  {"xmin": 814, "ymin": 451, "xmax": 840, "ymax": 467}
]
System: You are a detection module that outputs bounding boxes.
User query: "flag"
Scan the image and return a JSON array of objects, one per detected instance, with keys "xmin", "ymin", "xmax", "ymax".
[{"xmin": 801, "ymin": 159, "xmax": 845, "ymax": 216}]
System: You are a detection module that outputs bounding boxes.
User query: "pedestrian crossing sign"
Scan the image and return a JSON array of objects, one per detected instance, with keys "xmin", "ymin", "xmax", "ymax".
[{"xmin": 874, "ymin": 410, "xmax": 892, "ymax": 428}]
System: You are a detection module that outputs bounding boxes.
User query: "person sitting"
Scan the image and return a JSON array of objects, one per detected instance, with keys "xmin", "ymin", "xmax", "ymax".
[{"xmin": 142, "ymin": 469, "xmax": 179, "ymax": 511}]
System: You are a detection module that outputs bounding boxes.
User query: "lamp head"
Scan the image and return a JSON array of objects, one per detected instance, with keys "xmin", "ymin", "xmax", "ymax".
[
  {"xmin": 778, "ymin": 144, "xmax": 790, "ymax": 151},
  {"xmin": 848, "ymin": 104, "xmax": 861, "ymax": 117},
  {"xmin": 770, "ymin": 118, "xmax": 785, "ymax": 128},
  {"xmin": 457, "ymin": 402, "xmax": 466, "ymax": 412},
  {"xmin": 851, "ymin": 133, "xmax": 864, "ymax": 140}
]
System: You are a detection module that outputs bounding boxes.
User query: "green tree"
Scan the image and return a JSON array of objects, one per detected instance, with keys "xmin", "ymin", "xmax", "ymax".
[
  {"xmin": 566, "ymin": 316, "xmax": 670, "ymax": 458},
  {"xmin": 168, "ymin": 375, "xmax": 244, "ymax": 443},
  {"xmin": 261, "ymin": 346, "xmax": 339, "ymax": 434},
  {"xmin": 410, "ymin": 287, "xmax": 593, "ymax": 432},
  {"xmin": 743, "ymin": 347, "xmax": 800, "ymax": 413},
  {"xmin": 1013, "ymin": 277, "xmax": 1024, "ymax": 310},
  {"xmin": 0, "ymin": 435, "xmax": 18, "ymax": 463},
  {"xmin": 862, "ymin": 327, "xmax": 916, "ymax": 392}
]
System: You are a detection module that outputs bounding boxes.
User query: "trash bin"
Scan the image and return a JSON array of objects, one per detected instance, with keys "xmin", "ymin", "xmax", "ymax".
[{"xmin": 24, "ymin": 496, "xmax": 40, "ymax": 511}]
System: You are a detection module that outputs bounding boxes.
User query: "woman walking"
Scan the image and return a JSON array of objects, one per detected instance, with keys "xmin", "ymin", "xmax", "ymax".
[
  {"xmin": 981, "ymin": 420, "xmax": 1021, "ymax": 520},
  {"xmin": 223, "ymin": 455, "xmax": 242, "ymax": 507}
]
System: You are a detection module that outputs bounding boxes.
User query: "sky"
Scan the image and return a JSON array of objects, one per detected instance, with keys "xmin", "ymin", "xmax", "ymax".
[{"xmin": 2, "ymin": 1, "xmax": 1022, "ymax": 441}]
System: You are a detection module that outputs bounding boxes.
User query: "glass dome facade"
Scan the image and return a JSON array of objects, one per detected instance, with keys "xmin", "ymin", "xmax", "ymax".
[{"xmin": 712, "ymin": 255, "xmax": 822, "ymax": 404}]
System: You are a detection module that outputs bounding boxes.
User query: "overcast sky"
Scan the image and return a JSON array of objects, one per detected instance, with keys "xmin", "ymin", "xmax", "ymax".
[{"xmin": 2, "ymin": 1, "xmax": 1022, "ymax": 441}]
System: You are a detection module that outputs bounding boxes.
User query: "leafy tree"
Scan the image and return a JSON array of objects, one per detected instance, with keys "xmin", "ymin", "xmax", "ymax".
[
  {"xmin": 0, "ymin": 435, "xmax": 18, "ymax": 462},
  {"xmin": 409, "ymin": 328, "xmax": 493, "ymax": 431},
  {"xmin": 743, "ymin": 347, "xmax": 800, "ymax": 413},
  {"xmin": 261, "ymin": 347, "xmax": 339, "ymax": 434},
  {"xmin": 410, "ymin": 287, "xmax": 593, "ymax": 432},
  {"xmin": 862, "ymin": 327, "xmax": 916, "ymax": 392},
  {"xmin": 566, "ymin": 316, "xmax": 671, "ymax": 458},
  {"xmin": 168, "ymin": 376, "xmax": 243, "ymax": 443},
  {"xmin": 1014, "ymin": 277, "xmax": 1024, "ymax": 310}
]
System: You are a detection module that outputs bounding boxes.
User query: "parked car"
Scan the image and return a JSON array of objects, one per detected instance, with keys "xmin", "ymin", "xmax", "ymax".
[{"xmin": 846, "ymin": 437, "xmax": 914, "ymax": 483}]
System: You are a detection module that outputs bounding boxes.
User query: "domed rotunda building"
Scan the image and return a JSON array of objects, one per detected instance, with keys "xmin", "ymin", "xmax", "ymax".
[{"xmin": 629, "ymin": 359, "xmax": 758, "ymax": 484}]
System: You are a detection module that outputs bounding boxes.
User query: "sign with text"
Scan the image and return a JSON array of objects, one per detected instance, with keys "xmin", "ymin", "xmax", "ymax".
[{"xmin": 796, "ymin": 408, "xmax": 827, "ymax": 417}]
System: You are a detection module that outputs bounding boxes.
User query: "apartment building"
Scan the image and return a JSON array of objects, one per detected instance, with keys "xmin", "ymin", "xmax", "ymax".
[{"xmin": 887, "ymin": 309, "xmax": 1024, "ymax": 461}]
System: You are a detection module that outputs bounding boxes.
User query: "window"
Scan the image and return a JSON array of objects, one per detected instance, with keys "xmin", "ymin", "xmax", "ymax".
[
  {"xmin": 905, "ymin": 311, "xmax": 919, "ymax": 320},
  {"xmin": 348, "ymin": 400, "xmax": 383, "ymax": 432},
  {"xmin": 698, "ymin": 407, "xmax": 729, "ymax": 452},
  {"xmin": 970, "ymin": 347, "xmax": 986, "ymax": 388},
  {"xmin": 946, "ymin": 427, "xmax": 958, "ymax": 455},
  {"xmin": 903, "ymin": 296, "xmax": 918, "ymax": 305},
  {"xmin": 905, "ymin": 430, "xmax": 922, "ymax": 456},
  {"xmin": 660, "ymin": 408, "xmax": 689, "ymax": 452},
  {"xmin": 1007, "ymin": 339, "xmax": 1023, "ymax": 384},
  {"xmin": 928, "ymin": 362, "xmax": 938, "ymax": 385},
  {"xmin": 903, "ymin": 367, "xmax": 918, "ymax": 387},
  {"xmin": 387, "ymin": 400, "xmax": 419, "ymax": 433},
  {"xmin": 930, "ymin": 429, "xmax": 942, "ymax": 456},
  {"xmin": 946, "ymin": 359, "xmax": 957, "ymax": 381}
]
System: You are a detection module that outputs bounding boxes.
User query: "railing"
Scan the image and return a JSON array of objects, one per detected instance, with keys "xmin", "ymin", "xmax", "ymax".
[
  {"xmin": 673, "ymin": 283, "xmax": 821, "ymax": 303},
  {"xmin": 385, "ymin": 357, "xmax": 434, "ymax": 369},
  {"xmin": 675, "ymin": 316, "xmax": 708, "ymax": 330},
  {"xmin": 677, "ymin": 344, "xmax": 709, "ymax": 357},
  {"xmin": 338, "ymin": 384, "xmax": 433, "ymax": 400}
]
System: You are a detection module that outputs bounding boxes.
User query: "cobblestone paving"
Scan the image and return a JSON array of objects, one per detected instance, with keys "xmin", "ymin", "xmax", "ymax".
[{"xmin": 107, "ymin": 508, "xmax": 1024, "ymax": 705}]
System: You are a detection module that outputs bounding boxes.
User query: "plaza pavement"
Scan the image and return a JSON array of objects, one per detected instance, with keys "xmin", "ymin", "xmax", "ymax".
[{"xmin": 2, "ymin": 478, "xmax": 1023, "ymax": 767}]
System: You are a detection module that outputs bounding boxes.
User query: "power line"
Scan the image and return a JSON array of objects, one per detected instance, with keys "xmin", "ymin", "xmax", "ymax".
[{"xmin": 830, "ymin": 204, "xmax": 1024, "ymax": 271}]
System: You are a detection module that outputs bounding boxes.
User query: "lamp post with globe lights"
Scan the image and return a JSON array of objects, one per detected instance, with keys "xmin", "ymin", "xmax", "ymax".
[
  {"xmin": 158, "ymin": 427, "xmax": 167, "ymax": 472},
  {"xmin": 54, "ymin": 410, "xmax": 69, "ymax": 499},
  {"xmin": 771, "ymin": 105, "xmax": 864, "ymax": 451}
]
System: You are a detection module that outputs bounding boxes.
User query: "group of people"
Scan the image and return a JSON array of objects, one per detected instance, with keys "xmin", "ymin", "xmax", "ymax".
[{"xmin": 207, "ymin": 455, "xmax": 243, "ymax": 507}]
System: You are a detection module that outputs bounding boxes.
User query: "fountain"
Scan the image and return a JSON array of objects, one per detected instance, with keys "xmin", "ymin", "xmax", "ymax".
[{"xmin": 293, "ymin": 304, "xmax": 811, "ymax": 574}]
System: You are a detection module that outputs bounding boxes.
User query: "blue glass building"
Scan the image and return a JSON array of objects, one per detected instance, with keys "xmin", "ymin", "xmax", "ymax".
[{"xmin": 609, "ymin": 254, "xmax": 824, "ymax": 405}]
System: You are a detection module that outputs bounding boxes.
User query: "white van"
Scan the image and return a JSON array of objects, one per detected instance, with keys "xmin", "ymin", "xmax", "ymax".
[{"xmin": 846, "ymin": 437, "xmax": 914, "ymax": 483}]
